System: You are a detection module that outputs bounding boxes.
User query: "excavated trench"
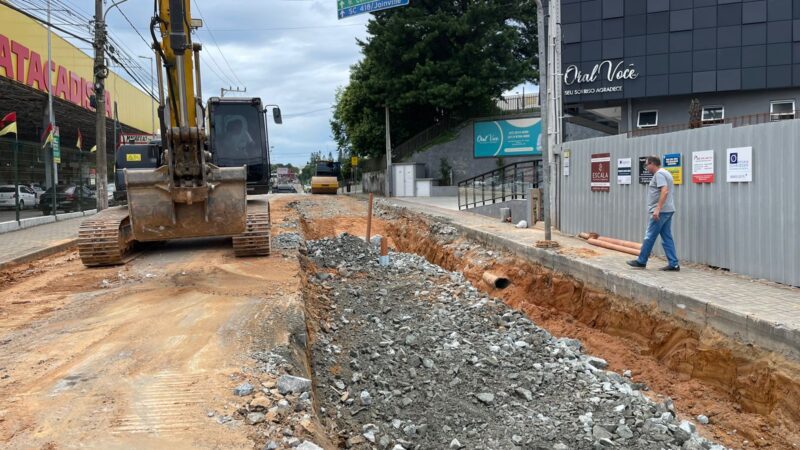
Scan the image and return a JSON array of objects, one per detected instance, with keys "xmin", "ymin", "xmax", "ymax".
[
  {"xmin": 294, "ymin": 197, "xmax": 800, "ymax": 449},
  {"xmin": 379, "ymin": 206, "xmax": 800, "ymax": 449}
]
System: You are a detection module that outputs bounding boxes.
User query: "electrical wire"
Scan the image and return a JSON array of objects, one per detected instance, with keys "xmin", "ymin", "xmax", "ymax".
[{"xmin": 191, "ymin": 0, "xmax": 245, "ymax": 88}]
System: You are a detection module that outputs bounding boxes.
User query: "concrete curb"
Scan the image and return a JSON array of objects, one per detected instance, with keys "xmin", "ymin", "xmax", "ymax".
[
  {"xmin": 383, "ymin": 202, "xmax": 800, "ymax": 362},
  {"xmin": 0, "ymin": 238, "xmax": 78, "ymax": 271},
  {"xmin": 0, "ymin": 209, "xmax": 96, "ymax": 235}
]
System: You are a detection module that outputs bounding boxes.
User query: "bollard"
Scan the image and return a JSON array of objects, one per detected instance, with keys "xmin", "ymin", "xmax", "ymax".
[
  {"xmin": 366, "ymin": 193, "xmax": 374, "ymax": 242},
  {"xmin": 379, "ymin": 236, "xmax": 389, "ymax": 266}
]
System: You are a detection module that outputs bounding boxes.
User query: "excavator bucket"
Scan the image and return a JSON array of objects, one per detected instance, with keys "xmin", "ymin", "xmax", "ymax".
[{"xmin": 125, "ymin": 165, "xmax": 247, "ymax": 242}]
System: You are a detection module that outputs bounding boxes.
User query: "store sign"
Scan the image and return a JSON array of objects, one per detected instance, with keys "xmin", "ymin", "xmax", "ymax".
[
  {"xmin": 591, "ymin": 153, "xmax": 610, "ymax": 192},
  {"xmin": 692, "ymin": 150, "xmax": 715, "ymax": 183},
  {"xmin": 120, "ymin": 134, "xmax": 155, "ymax": 145},
  {"xmin": 727, "ymin": 147, "xmax": 752, "ymax": 182},
  {"xmin": 663, "ymin": 153, "xmax": 683, "ymax": 185},
  {"xmin": 0, "ymin": 32, "xmax": 113, "ymax": 117},
  {"xmin": 638, "ymin": 157, "xmax": 653, "ymax": 184},
  {"xmin": 617, "ymin": 158, "xmax": 631, "ymax": 185},
  {"xmin": 473, "ymin": 117, "xmax": 542, "ymax": 158},
  {"xmin": 563, "ymin": 60, "xmax": 639, "ymax": 96}
]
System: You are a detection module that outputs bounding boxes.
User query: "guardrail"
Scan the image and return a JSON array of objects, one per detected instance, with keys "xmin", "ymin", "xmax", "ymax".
[{"xmin": 457, "ymin": 160, "xmax": 541, "ymax": 210}]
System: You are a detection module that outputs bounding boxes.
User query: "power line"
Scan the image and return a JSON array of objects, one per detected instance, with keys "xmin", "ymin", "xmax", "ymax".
[{"xmin": 191, "ymin": 0, "xmax": 245, "ymax": 88}]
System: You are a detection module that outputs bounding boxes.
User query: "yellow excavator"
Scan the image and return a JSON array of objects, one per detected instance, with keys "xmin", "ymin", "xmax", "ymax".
[{"xmin": 78, "ymin": 0, "xmax": 271, "ymax": 266}]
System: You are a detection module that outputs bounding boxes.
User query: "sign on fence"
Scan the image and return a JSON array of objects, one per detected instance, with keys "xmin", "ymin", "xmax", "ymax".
[
  {"xmin": 591, "ymin": 153, "xmax": 610, "ymax": 192},
  {"xmin": 617, "ymin": 158, "xmax": 631, "ymax": 184},
  {"xmin": 727, "ymin": 147, "xmax": 752, "ymax": 182},
  {"xmin": 691, "ymin": 150, "xmax": 714, "ymax": 183},
  {"xmin": 473, "ymin": 117, "xmax": 542, "ymax": 158},
  {"xmin": 638, "ymin": 157, "xmax": 652, "ymax": 184},
  {"xmin": 663, "ymin": 153, "xmax": 683, "ymax": 185}
]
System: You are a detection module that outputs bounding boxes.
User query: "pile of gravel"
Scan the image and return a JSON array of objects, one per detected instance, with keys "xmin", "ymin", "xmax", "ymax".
[
  {"xmin": 307, "ymin": 233, "xmax": 725, "ymax": 450},
  {"xmin": 273, "ymin": 232, "xmax": 303, "ymax": 249}
]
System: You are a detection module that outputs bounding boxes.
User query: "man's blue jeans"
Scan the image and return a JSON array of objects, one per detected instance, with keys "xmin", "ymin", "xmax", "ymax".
[{"xmin": 636, "ymin": 212, "xmax": 679, "ymax": 268}]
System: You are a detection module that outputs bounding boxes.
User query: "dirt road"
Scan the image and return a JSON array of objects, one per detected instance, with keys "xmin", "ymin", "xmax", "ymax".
[{"xmin": 0, "ymin": 197, "xmax": 307, "ymax": 449}]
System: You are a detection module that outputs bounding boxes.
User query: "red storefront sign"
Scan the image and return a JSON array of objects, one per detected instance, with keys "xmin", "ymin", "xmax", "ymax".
[{"xmin": 591, "ymin": 153, "xmax": 611, "ymax": 192}]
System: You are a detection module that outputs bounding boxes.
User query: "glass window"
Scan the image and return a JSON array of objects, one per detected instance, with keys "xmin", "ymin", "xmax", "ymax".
[
  {"xmin": 770, "ymin": 100, "xmax": 795, "ymax": 121},
  {"xmin": 701, "ymin": 106, "xmax": 724, "ymax": 124},
  {"xmin": 637, "ymin": 110, "xmax": 658, "ymax": 128}
]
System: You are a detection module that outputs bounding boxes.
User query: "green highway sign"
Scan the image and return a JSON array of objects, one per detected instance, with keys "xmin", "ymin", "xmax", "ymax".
[{"xmin": 338, "ymin": 0, "xmax": 409, "ymax": 19}]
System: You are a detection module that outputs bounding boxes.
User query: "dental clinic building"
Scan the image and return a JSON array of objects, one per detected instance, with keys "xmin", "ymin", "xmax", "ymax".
[{"xmin": 560, "ymin": 0, "xmax": 800, "ymax": 133}]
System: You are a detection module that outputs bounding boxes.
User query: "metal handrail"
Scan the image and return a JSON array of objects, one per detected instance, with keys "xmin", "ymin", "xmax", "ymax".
[{"xmin": 457, "ymin": 160, "xmax": 541, "ymax": 210}]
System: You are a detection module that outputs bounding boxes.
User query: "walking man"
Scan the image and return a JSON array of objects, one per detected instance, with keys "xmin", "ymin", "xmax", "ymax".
[{"xmin": 627, "ymin": 156, "xmax": 680, "ymax": 271}]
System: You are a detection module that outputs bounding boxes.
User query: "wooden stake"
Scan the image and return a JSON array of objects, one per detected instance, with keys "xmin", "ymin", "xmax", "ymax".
[
  {"xmin": 380, "ymin": 234, "xmax": 388, "ymax": 256},
  {"xmin": 366, "ymin": 193, "xmax": 374, "ymax": 242}
]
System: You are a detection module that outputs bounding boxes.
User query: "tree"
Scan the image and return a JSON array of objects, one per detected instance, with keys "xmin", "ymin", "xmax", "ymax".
[
  {"xmin": 331, "ymin": 0, "xmax": 539, "ymax": 159},
  {"xmin": 299, "ymin": 151, "xmax": 323, "ymax": 185}
]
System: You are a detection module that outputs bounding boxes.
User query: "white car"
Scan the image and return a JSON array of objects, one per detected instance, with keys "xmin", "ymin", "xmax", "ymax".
[{"xmin": 0, "ymin": 185, "xmax": 38, "ymax": 209}]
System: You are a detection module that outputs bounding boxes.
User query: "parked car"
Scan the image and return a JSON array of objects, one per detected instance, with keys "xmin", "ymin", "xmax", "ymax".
[
  {"xmin": 39, "ymin": 185, "xmax": 96, "ymax": 214},
  {"xmin": 28, "ymin": 183, "xmax": 45, "ymax": 197},
  {"xmin": 274, "ymin": 183, "xmax": 297, "ymax": 193},
  {"xmin": 0, "ymin": 185, "xmax": 38, "ymax": 209}
]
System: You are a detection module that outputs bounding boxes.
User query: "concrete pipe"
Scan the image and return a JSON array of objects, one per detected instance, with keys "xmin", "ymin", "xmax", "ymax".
[{"xmin": 482, "ymin": 272, "xmax": 510, "ymax": 289}]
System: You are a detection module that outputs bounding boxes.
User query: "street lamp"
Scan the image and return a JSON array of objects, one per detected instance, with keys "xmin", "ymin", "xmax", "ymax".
[{"xmin": 138, "ymin": 55, "xmax": 155, "ymax": 135}]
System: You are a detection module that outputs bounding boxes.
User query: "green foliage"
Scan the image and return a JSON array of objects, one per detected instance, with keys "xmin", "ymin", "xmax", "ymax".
[
  {"xmin": 299, "ymin": 151, "xmax": 324, "ymax": 185},
  {"xmin": 331, "ymin": 0, "xmax": 539, "ymax": 159}
]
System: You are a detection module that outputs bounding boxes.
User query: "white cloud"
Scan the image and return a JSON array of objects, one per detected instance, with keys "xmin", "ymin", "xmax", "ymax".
[{"xmin": 99, "ymin": 0, "xmax": 368, "ymax": 166}]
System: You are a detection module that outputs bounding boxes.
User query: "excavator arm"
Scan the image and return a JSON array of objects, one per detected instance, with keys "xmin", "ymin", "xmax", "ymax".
[
  {"xmin": 122, "ymin": 0, "xmax": 249, "ymax": 241},
  {"xmin": 77, "ymin": 0, "xmax": 269, "ymax": 267}
]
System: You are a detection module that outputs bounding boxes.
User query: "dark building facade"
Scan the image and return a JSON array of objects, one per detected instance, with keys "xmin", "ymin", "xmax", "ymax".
[{"xmin": 561, "ymin": 0, "xmax": 800, "ymax": 133}]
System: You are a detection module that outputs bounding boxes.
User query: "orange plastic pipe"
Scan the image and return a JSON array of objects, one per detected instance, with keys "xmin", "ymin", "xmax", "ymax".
[
  {"xmin": 587, "ymin": 238, "xmax": 641, "ymax": 256},
  {"xmin": 596, "ymin": 236, "xmax": 642, "ymax": 250}
]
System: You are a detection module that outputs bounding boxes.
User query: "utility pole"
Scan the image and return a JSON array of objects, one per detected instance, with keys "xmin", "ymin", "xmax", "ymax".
[
  {"xmin": 535, "ymin": 0, "xmax": 551, "ymax": 241},
  {"xmin": 47, "ymin": 0, "xmax": 58, "ymax": 217},
  {"xmin": 93, "ymin": 0, "xmax": 108, "ymax": 210},
  {"xmin": 221, "ymin": 86, "xmax": 247, "ymax": 97},
  {"xmin": 548, "ymin": 0, "xmax": 563, "ymax": 230},
  {"xmin": 384, "ymin": 105, "xmax": 392, "ymax": 197}
]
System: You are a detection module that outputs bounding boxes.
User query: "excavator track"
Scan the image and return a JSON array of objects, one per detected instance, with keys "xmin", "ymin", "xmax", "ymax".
[
  {"xmin": 233, "ymin": 208, "xmax": 271, "ymax": 257},
  {"xmin": 78, "ymin": 207, "xmax": 134, "ymax": 267}
]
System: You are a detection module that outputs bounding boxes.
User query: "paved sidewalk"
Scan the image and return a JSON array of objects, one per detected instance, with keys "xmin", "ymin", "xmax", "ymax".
[
  {"xmin": 0, "ymin": 217, "xmax": 82, "ymax": 269},
  {"xmin": 386, "ymin": 198, "xmax": 800, "ymax": 360}
]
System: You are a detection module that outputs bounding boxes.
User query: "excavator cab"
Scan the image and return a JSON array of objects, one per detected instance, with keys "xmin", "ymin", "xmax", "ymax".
[{"xmin": 208, "ymin": 97, "xmax": 271, "ymax": 195}]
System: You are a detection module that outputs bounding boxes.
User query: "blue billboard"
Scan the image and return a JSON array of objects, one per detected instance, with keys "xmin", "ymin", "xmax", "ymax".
[{"xmin": 473, "ymin": 118, "xmax": 542, "ymax": 158}]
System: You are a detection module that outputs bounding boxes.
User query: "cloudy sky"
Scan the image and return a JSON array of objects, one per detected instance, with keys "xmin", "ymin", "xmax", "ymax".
[{"xmin": 42, "ymin": 0, "xmax": 532, "ymax": 167}]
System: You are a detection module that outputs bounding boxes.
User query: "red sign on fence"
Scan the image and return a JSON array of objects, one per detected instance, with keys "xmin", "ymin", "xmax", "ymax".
[{"xmin": 591, "ymin": 153, "xmax": 611, "ymax": 192}]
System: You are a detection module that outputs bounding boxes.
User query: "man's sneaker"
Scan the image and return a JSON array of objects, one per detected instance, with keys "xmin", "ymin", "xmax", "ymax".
[
  {"xmin": 626, "ymin": 260, "xmax": 646, "ymax": 268},
  {"xmin": 659, "ymin": 265, "xmax": 680, "ymax": 271}
]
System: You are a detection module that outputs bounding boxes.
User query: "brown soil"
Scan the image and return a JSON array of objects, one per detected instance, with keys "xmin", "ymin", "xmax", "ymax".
[
  {"xmin": 0, "ymin": 196, "xmax": 322, "ymax": 449},
  {"xmin": 384, "ymin": 206, "xmax": 800, "ymax": 450},
  {"xmin": 296, "ymin": 195, "xmax": 800, "ymax": 450}
]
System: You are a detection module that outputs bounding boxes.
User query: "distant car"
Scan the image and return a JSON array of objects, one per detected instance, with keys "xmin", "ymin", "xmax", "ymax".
[
  {"xmin": 39, "ymin": 185, "xmax": 96, "ymax": 214},
  {"xmin": 274, "ymin": 183, "xmax": 297, "ymax": 193},
  {"xmin": 0, "ymin": 185, "xmax": 38, "ymax": 209}
]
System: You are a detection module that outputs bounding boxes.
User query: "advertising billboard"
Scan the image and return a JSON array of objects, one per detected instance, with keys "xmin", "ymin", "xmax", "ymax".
[{"xmin": 473, "ymin": 117, "xmax": 542, "ymax": 158}]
